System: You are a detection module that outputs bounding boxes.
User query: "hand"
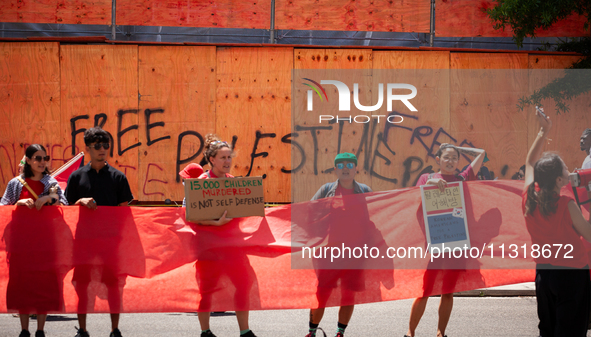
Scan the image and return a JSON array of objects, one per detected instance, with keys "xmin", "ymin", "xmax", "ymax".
[
  {"xmin": 212, "ymin": 211, "xmax": 232, "ymax": 226},
  {"xmin": 427, "ymin": 178, "xmax": 448, "ymax": 192},
  {"xmin": 34, "ymin": 196, "xmax": 51, "ymax": 210},
  {"xmin": 16, "ymin": 198, "xmax": 35, "ymax": 209},
  {"xmin": 536, "ymin": 107, "xmax": 552, "ymax": 132},
  {"xmin": 78, "ymin": 197, "xmax": 97, "ymax": 210}
]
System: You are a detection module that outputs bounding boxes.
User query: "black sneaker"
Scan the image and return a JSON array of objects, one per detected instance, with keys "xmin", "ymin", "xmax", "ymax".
[
  {"xmin": 34, "ymin": 331, "xmax": 45, "ymax": 337},
  {"xmin": 109, "ymin": 329, "xmax": 123, "ymax": 337},
  {"xmin": 241, "ymin": 331, "xmax": 257, "ymax": 337},
  {"xmin": 18, "ymin": 330, "xmax": 30, "ymax": 337},
  {"xmin": 201, "ymin": 331, "xmax": 217, "ymax": 337},
  {"xmin": 74, "ymin": 327, "xmax": 90, "ymax": 337}
]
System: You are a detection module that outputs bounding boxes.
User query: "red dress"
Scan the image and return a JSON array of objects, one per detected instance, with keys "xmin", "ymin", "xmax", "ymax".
[{"xmin": 6, "ymin": 178, "xmax": 65, "ymax": 313}]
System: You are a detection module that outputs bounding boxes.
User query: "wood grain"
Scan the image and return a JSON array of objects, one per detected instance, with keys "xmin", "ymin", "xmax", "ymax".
[
  {"xmin": 0, "ymin": 0, "xmax": 110, "ymax": 25},
  {"xmin": 117, "ymin": 0, "xmax": 270, "ymax": 29},
  {"xmin": 276, "ymin": 0, "xmax": 430, "ymax": 32}
]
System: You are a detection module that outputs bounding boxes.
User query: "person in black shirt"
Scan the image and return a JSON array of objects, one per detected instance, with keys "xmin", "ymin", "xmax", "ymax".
[{"xmin": 65, "ymin": 127, "xmax": 133, "ymax": 337}]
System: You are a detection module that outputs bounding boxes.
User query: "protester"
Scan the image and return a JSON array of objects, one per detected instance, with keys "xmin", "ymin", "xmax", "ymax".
[
  {"xmin": 194, "ymin": 134, "xmax": 257, "ymax": 337},
  {"xmin": 1, "ymin": 144, "xmax": 67, "ymax": 337},
  {"xmin": 65, "ymin": 127, "xmax": 134, "ymax": 337},
  {"xmin": 511, "ymin": 165, "xmax": 526, "ymax": 180},
  {"xmin": 406, "ymin": 143, "xmax": 486, "ymax": 337},
  {"xmin": 581, "ymin": 128, "xmax": 591, "ymax": 170},
  {"xmin": 523, "ymin": 109, "xmax": 591, "ymax": 336},
  {"xmin": 305, "ymin": 152, "xmax": 372, "ymax": 337}
]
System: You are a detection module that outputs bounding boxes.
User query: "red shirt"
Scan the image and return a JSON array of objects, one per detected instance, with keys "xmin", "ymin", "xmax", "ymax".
[
  {"xmin": 416, "ymin": 165, "xmax": 476, "ymax": 186},
  {"xmin": 19, "ymin": 178, "xmax": 44, "ymax": 200},
  {"xmin": 522, "ymin": 189, "xmax": 589, "ymax": 268},
  {"xmin": 198, "ymin": 170, "xmax": 234, "ymax": 179},
  {"xmin": 335, "ymin": 184, "xmax": 354, "ymax": 197}
]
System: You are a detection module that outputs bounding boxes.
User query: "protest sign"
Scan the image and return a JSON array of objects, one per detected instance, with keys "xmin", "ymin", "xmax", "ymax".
[
  {"xmin": 420, "ymin": 182, "xmax": 471, "ymax": 251},
  {"xmin": 184, "ymin": 177, "xmax": 264, "ymax": 221}
]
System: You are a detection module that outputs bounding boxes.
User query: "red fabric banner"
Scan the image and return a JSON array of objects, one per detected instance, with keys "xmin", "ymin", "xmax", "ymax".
[{"xmin": 0, "ymin": 180, "xmax": 587, "ymax": 313}]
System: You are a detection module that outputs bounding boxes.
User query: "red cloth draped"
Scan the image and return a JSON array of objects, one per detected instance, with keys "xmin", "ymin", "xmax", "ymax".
[{"xmin": 0, "ymin": 180, "xmax": 587, "ymax": 313}]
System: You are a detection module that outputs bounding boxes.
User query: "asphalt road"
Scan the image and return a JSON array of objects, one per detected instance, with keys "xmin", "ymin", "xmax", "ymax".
[{"xmin": 1, "ymin": 297, "xmax": 587, "ymax": 337}]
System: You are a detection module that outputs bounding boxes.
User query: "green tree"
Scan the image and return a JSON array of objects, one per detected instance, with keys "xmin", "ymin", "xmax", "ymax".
[{"xmin": 486, "ymin": 0, "xmax": 591, "ymax": 113}]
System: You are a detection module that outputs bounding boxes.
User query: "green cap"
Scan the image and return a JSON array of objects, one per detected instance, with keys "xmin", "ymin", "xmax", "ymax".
[{"xmin": 334, "ymin": 152, "xmax": 357, "ymax": 166}]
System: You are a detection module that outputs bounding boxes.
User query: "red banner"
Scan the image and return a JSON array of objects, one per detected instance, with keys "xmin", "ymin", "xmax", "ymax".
[{"xmin": 2, "ymin": 180, "xmax": 586, "ymax": 313}]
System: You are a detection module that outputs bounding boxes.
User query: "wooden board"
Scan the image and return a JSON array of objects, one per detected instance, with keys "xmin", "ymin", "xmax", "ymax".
[
  {"xmin": 450, "ymin": 53, "xmax": 529, "ymax": 180},
  {"xmin": 60, "ymin": 45, "xmax": 140, "ymax": 198},
  {"xmin": 293, "ymin": 49, "xmax": 373, "ymax": 202},
  {"xmin": 216, "ymin": 47, "xmax": 293, "ymax": 203},
  {"xmin": 371, "ymin": 51, "xmax": 450, "ymax": 190},
  {"xmin": 0, "ymin": 42, "xmax": 61, "ymax": 190},
  {"xmin": 117, "ymin": 0, "xmax": 270, "ymax": 29},
  {"xmin": 527, "ymin": 55, "xmax": 591, "ymax": 172},
  {"xmin": 276, "ymin": 0, "xmax": 430, "ymax": 32},
  {"xmin": 0, "ymin": 0, "xmax": 111, "ymax": 25},
  {"xmin": 436, "ymin": 0, "xmax": 588, "ymax": 37},
  {"xmin": 137, "ymin": 46, "xmax": 217, "ymax": 202}
]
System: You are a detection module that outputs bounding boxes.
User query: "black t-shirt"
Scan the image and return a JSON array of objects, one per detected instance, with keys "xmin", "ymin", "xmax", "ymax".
[{"xmin": 65, "ymin": 163, "xmax": 133, "ymax": 206}]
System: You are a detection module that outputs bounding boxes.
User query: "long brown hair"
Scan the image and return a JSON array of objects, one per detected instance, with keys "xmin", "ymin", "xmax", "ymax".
[{"xmin": 524, "ymin": 152, "xmax": 562, "ymax": 217}]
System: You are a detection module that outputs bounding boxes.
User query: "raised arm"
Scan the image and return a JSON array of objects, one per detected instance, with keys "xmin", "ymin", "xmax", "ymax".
[
  {"xmin": 456, "ymin": 147, "xmax": 486, "ymax": 175},
  {"xmin": 524, "ymin": 109, "xmax": 552, "ymax": 187}
]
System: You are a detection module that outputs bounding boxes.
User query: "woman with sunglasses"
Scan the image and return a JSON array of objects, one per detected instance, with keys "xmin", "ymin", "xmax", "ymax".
[
  {"xmin": 406, "ymin": 142, "xmax": 486, "ymax": 337},
  {"xmin": 1, "ymin": 144, "xmax": 68, "ymax": 337},
  {"xmin": 194, "ymin": 134, "xmax": 257, "ymax": 337},
  {"xmin": 523, "ymin": 109, "xmax": 591, "ymax": 336}
]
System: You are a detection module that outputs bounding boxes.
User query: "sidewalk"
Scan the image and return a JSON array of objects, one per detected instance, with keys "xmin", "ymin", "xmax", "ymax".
[{"xmin": 456, "ymin": 282, "xmax": 535, "ymax": 297}]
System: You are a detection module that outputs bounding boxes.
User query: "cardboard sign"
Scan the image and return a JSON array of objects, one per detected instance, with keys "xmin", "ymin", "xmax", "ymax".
[
  {"xmin": 184, "ymin": 177, "xmax": 265, "ymax": 221},
  {"xmin": 420, "ymin": 182, "xmax": 471, "ymax": 250}
]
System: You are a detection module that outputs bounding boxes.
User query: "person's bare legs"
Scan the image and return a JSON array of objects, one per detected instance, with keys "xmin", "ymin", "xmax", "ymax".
[
  {"xmin": 77, "ymin": 314, "xmax": 87, "ymax": 331},
  {"xmin": 437, "ymin": 293, "xmax": 454, "ymax": 337},
  {"xmin": 198, "ymin": 312, "xmax": 211, "ymax": 331},
  {"xmin": 36, "ymin": 314, "xmax": 47, "ymax": 332},
  {"xmin": 19, "ymin": 314, "xmax": 29, "ymax": 332},
  {"xmin": 236, "ymin": 311, "xmax": 249, "ymax": 331},
  {"xmin": 337, "ymin": 305, "xmax": 354, "ymax": 325},
  {"xmin": 309, "ymin": 308, "xmax": 326, "ymax": 325},
  {"xmin": 110, "ymin": 313, "xmax": 120, "ymax": 331},
  {"xmin": 407, "ymin": 297, "xmax": 429, "ymax": 337}
]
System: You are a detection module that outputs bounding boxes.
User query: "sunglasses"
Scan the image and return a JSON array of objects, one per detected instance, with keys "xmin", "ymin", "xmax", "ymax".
[
  {"xmin": 91, "ymin": 143, "xmax": 110, "ymax": 150},
  {"xmin": 336, "ymin": 162, "xmax": 355, "ymax": 170},
  {"xmin": 211, "ymin": 140, "xmax": 229, "ymax": 146},
  {"xmin": 32, "ymin": 156, "xmax": 50, "ymax": 162}
]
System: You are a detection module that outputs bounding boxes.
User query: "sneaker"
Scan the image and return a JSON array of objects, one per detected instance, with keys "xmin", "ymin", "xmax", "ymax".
[
  {"xmin": 109, "ymin": 328, "xmax": 123, "ymax": 337},
  {"xmin": 34, "ymin": 331, "xmax": 45, "ymax": 337},
  {"xmin": 18, "ymin": 330, "xmax": 30, "ymax": 337},
  {"xmin": 74, "ymin": 327, "xmax": 90, "ymax": 337},
  {"xmin": 335, "ymin": 333, "xmax": 344, "ymax": 337},
  {"xmin": 201, "ymin": 331, "xmax": 217, "ymax": 337},
  {"xmin": 240, "ymin": 331, "xmax": 257, "ymax": 337}
]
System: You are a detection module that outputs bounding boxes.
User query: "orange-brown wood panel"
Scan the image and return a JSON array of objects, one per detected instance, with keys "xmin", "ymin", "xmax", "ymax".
[
  {"xmin": 117, "ymin": 0, "xmax": 270, "ymax": 29},
  {"xmin": 293, "ymin": 49, "xmax": 373, "ymax": 202},
  {"xmin": 216, "ymin": 47, "xmax": 293, "ymax": 203},
  {"xmin": 60, "ymin": 45, "xmax": 140, "ymax": 198},
  {"xmin": 0, "ymin": 0, "xmax": 111, "ymax": 25},
  {"xmin": 527, "ymin": 55, "xmax": 591, "ymax": 173},
  {"xmin": 450, "ymin": 53, "xmax": 529, "ymax": 180},
  {"xmin": 276, "ymin": 0, "xmax": 430, "ymax": 32},
  {"xmin": 0, "ymin": 42, "xmax": 61, "ymax": 192},
  {"xmin": 436, "ymin": 0, "xmax": 588, "ymax": 37},
  {"xmin": 372, "ymin": 51, "xmax": 450, "ymax": 191},
  {"xmin": 138, "ymin": 46, "xmax": 217, "ymax": 202}
]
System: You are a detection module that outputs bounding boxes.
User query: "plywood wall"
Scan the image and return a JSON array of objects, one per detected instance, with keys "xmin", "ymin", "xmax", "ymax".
[
  {"xmin": 436, "ymin": 0, "xmax": 589, "ymax": 37},
  {"xmin": 0, "ymin": 0, "xmax": 111, "ymax": 25},
  {"xmin": 0, "ymin": 44, "xmax": 587, "ymax": 203},
  {"xmin": 275, "ymin": 0, "xmax": 430, "ymax": 32},
  {"xmin": 116, "ymin": 0, "xmax": 270, "ymax": 28}
]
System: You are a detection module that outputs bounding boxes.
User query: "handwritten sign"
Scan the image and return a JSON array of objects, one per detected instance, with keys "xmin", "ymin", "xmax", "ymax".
[
  {"xmin": 184, "ymin": 177, "xmax": 265, "ymax": 221},
  {"xmin": 420, "ymin": 182, "xmax": 470, "ymax": 250}
]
